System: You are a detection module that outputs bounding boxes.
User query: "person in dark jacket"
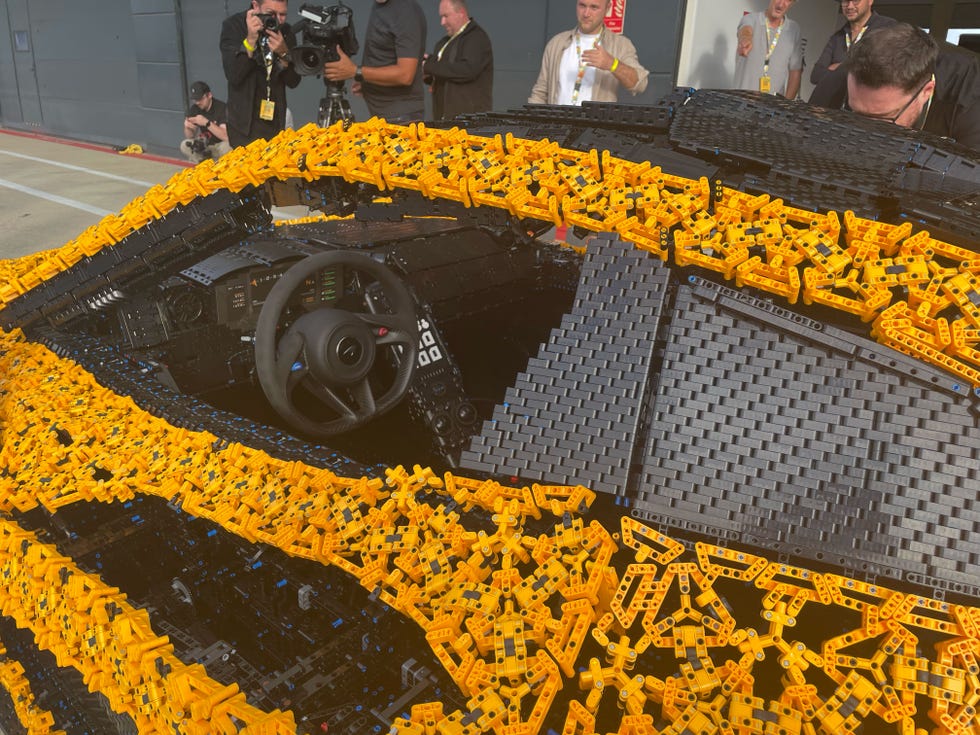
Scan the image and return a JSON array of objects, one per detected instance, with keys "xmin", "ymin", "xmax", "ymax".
[
  {"xmin": 422, "ymin": 0, "xmax": 493, "ymax": 121},
  {"xmin": 220, "ymin": 0, "xmax": 301, "ymax": 147},
  {"xmin": 810, "ymin": 0, "xmax": 896, "ymax": 86},
  {"xmin": 809, "ymin": 23, "xmax": 980, "ymax": 151}
]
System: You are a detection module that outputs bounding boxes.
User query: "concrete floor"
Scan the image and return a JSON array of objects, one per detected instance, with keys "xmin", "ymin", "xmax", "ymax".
[
  {"xmin": 0, "ymin": 130, "xmax": 189, "ymax": 261},
  {"xmin": 0, "ymin": 129, "xmax": 313, "ymax": 263}
]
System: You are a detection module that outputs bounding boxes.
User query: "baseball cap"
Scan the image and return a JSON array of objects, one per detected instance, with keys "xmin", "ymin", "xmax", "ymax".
[{"xmin": 189, "ymin": 81, "xmax": 210, "ymax": 101}]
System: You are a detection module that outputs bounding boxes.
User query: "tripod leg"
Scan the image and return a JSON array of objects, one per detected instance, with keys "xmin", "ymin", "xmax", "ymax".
[
  {"xmin": 317, "ymin": 82, "xmax": 356, "ymax": 129},
  {"xmin": 340, "ymin": 98, "xmax": 354, "ymax": 127}
]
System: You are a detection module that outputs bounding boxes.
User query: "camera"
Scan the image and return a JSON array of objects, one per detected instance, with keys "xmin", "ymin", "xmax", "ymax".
[
  {"xmin": 291, "ymin": 3, "xmax": 358, "ymax": 76},
  {"xmin": 256, "ymin": 12, "xmax": 280, "ymax": 34}
]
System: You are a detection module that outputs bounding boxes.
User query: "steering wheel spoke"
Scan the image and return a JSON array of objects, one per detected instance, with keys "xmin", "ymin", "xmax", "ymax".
[
  {"xmin": 357, "ymin": 311, "xmax": 412, "ymax": 333},
  {"xmin": 301, "ymin": 379, "xmax": 359, "ymax": 420},
  {"xmin": 275, "ymin": 332, "xmax": 307, "ymax": 384},
  {"xmin": 351, "ymin": 377, "xmax": 377, "ymax": 416},
  {"xmin": 254, "ymin": 251, "xmax": 419, "ymax": 437},
  {"xmin": 375, "ymin": 327, "xmax": 416, "ymax": 348}
]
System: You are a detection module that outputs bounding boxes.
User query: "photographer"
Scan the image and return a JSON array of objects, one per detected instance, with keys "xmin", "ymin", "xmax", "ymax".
[
  {"xmin": 220, "ymin": 0, "xmax": 301, "ymax": 147},
  {"xmin": 323, "ymin": 0, "xmax": 426, "ymax": 123},
  {"xmin": 180, "ymin": 82, "xmax": 231, "ymax": 163}
]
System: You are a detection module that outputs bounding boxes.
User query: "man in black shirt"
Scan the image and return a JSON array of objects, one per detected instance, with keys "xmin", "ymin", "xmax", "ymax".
[
  {"xmin": 322, "ymin": 0, "xmax": 426, "ymax": 123},
  {"xmin": 180, "ymin": 81, "xmax": 231, "ymax": 163},
  {"xmin": 422, "ymin": 0, "xmax": 492, "ymax": 121},
  {"xmin": 220, "ymin": 0, "xmax": 301, "ymax": 147},
  {"xmin": 810, "ymin": 24, "xmax": 980, "ymax": 151}
]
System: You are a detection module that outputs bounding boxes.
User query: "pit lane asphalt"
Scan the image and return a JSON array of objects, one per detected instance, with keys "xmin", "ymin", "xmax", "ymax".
[
  {"xmin": 0, "ymin": 129, "xmax": 311, "ymax": 261},
  {"xmin": 0, "ymin": 130, "xmax": 188, "ymax": 260}
]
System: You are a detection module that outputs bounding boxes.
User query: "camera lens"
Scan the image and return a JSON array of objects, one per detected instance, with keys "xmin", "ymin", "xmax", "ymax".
[
  {"xmin": 259, "ymin": 13, "xmax": 279, "ymax": 32},
  {"xmin": 299, "ymin": 48, "xmax": 321, "ymax": 68}
]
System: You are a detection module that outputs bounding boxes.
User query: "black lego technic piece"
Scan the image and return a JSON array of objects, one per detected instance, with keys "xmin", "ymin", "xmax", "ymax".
[
  {"xmin": 33, "ymin": 326, "xmax": 376, "ymax": 478},
  {"xmin": 670, "ymin": 89, "xmax": 980, "ymax": 236},
  {"xmin": 0, "ymin": 187, "xmax": 272, "ymax": 334},
  {"xmin": 460, "ymin": 234, "xmax": 980, "ymax": 602},
  {"xmin": 633, "ymin": 275, "xmax": 980, "ymax": 600}
]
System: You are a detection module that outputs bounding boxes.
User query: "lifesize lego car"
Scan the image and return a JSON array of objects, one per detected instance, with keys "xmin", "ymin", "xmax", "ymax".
[{"xmin": 0, "ymin": 90, "xmax": 978, "ymax": 735}]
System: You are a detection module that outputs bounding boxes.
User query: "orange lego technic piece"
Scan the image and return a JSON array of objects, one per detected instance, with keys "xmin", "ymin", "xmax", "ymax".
[{"xmin": 734, "ymin": 254, "xmax": 802, "ymax": 304}]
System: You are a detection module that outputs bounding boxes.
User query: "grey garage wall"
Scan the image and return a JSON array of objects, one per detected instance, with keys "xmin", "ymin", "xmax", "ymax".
[{"xmin": 0, "ymin": 0, "xmax": 685, "ymax": 156}]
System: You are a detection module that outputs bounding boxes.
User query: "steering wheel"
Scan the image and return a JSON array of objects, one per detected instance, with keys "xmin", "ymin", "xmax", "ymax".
[{"xmin": 254, "ymin": 251, "xmax": 418, "ymax": 437}]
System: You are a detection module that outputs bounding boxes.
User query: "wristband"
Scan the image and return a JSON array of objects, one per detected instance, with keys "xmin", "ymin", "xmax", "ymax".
[
  {"xmin": 354, "ymin": 66, "xmax": 364, "ymax": 83},
  {"xmin": 243, "ymin": 38, "xmax": 255, "ymax": 52},
  {"xmin": 611, "ymin": 58, "xmax": 620, "ymax": 72}
]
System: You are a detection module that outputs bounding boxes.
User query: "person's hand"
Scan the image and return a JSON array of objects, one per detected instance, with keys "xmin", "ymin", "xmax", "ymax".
[
  {"xmin": 351, "ymin": 81, "xmax": 363, "ymax": 96},
  {"xmin": 323, "ymin": 46, "xmax": 357, "ymax": 82},
  {"xmin": 265, "ymin": 28, "xmax": 288, "ymax": 58},
  {"xmin": 737, "ymin": 28, "xmax": 753, "ymax": 57},
  {"xmin": 188, "ymin": 114, "xmax": 208, "ymax": 127},
  {"xmin": 582, "ymin": 46, "xmax": 614, "ymax": 71},
  {"xmin": 828, "ymin": 62, "xmax": 841, "ymax": 72},
  {"xmin": 245, "ymin": 8, "xmax": 262, "ymax": 47}
]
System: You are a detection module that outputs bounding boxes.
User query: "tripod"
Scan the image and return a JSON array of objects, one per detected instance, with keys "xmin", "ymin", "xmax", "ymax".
[{"xmin": 317, "ymin": 80, "xmax": 354, "ymax": 129}]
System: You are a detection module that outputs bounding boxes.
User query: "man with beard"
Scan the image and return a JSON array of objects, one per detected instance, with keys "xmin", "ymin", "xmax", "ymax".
[
  {"xmin": 811, "ymin": 23, "xmax": 980, "ymax": 151},
  {"xmin": 811, "ymin": 0, "xmax": 896, "ymax": 85}
]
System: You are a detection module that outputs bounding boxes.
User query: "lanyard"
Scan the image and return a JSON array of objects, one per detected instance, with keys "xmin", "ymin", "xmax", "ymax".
[
  {"xmin": 437, "ymin": 20, "xmax": 469, "ymax": 61},
  {"xmin": 571, "ymin": 30, "xmax": 600, "ymax": 105},
  {"xmin": 845, "ymin": 25, "xmax": 867, "ymax": 51},
  {"xmin": 763, "ymin": 19, "xmax": 783, "ymax": 73},
  {"xmin": 262, "ymin": 38, "xmax": 274, "ymax": 100}
]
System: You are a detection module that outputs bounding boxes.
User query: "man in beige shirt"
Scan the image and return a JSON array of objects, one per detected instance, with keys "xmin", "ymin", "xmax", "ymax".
[{"xmin": 529, "ymin": 0, "xmax": 648, "ymax": 105}]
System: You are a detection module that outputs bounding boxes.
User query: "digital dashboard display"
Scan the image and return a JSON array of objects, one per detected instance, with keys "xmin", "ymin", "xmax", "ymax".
[{"xmin": 213, "ymin": 265, "xmax": 341, "ymax": 327}]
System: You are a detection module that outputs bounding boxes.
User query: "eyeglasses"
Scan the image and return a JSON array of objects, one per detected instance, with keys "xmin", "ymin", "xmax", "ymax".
[
  {"xmin": 839, "ymin": 0, "xmax": 861, "ymax": 6},
  {"xmin": 843, "ymin": 78, "xmax": 930, "ymax": 125}
]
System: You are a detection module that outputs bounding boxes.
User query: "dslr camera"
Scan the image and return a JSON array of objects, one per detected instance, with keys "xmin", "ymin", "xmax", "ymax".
[
  {"xmin": 256, "ymin": 12, "xmax": 281, "ymax": 34},
  {"xmin": 291, "ymin": 2, "xmax": 358, "ymax": 76},
  {"xmin": 188, "ymin": 137, "xmax": 209, "ymax": 156}
]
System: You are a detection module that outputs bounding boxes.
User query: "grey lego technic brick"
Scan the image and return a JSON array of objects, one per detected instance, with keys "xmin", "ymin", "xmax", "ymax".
[
  {"xmin": 458, "ymin": 234, "xmax": 670, "ymax": 495},
  {"xmin": 631, "ymin": 277, "xmax": 980, "ymax": 598}
]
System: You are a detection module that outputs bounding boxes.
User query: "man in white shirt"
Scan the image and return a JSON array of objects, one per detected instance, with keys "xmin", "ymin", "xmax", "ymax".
[{"xmin": 529, "ymin": 0, "xmax": 648, "ymax": 105}]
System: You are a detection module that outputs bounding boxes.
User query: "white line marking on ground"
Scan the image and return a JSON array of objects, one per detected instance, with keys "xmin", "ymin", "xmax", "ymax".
[
  {"xmin": 0, "ymin": 150, "xmax": 157, "ymax": 187},
  {"xmin": 0, "ymin": 177, "xmax": 113, "ymax": 216}
]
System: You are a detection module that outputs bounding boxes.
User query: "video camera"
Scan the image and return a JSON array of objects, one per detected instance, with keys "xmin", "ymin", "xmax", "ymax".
[{"xmin": 290, "ymin": 2, "xmax": 358, "ymax": 76}]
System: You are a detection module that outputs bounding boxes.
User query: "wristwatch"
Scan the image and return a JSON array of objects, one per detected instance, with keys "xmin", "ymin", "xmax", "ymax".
[{"xmin": 354, "ymin": 66, "xmax": 364, "ymax": 83}]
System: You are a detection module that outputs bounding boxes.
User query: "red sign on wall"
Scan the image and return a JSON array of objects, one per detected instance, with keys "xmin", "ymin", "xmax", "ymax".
[{"xmin": 604, "ymin": 0, "xmax": 627, "ymax": 34}]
